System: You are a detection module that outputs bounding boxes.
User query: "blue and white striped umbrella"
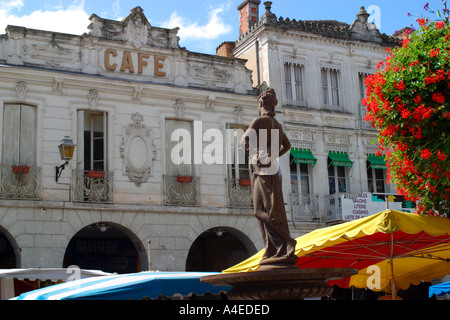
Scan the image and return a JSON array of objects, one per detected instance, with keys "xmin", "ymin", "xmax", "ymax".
[{"xmin": 12, "ymin": 271, "xmax": 230, "ymax": 300}]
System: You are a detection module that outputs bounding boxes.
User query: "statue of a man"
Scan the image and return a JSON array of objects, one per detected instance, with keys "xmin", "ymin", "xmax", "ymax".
[{"xmin": 241, "ymin": 88, "xmax": 297, "ymax": 268}]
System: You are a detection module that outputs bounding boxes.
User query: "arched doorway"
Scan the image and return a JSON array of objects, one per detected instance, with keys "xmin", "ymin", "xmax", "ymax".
[
  {"xmin": 0, "ymin": 227, "xmax": 18, "ymax": 268},
  {"xmin": 186, "ymin": 227, "xmax": 256, "ymax": 272},
  {"xmin": 63, "ymin": 222, "xmax": 142, "ymax": 274}
]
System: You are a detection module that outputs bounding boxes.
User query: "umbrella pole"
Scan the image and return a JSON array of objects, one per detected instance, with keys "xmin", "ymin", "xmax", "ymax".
[{"xmin": 390, "ymin": 233, "xmax": 396, "ymax": 300}]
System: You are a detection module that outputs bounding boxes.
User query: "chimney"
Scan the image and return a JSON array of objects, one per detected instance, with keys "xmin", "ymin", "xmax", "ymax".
[
  {"xmin": 216, "ymin": 41, "xmax": 236, "ymax": 58},
  {"xmin": 237, "ymin": 0, "xmax": 261, "ymax": 35}
]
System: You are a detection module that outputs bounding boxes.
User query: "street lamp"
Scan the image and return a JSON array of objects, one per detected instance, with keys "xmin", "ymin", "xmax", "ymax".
[{"xmin": 55, "ymin": 136, "xmax": 75, "ymax": 182}]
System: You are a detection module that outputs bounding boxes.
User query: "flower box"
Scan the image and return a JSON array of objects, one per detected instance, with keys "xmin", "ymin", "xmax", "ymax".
[
  {"xmin": 87, "ymin": 171, "xmax": 104, "ymax": 178},
  {"xmin": 238, "ymin": 179, "xmax": 251, "ymax": 186},
  {"xmin": 12, "ymin": 166, "xmax": 30, "ymax": 174},
  {"xmin": 177, "ymin": 176, "xmax": 193, "ymax": 183}
]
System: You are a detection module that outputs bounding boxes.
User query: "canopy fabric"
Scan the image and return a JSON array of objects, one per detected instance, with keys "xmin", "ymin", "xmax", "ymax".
[
  {"xmin": 12, "ymin": 271, "xmax": 230, "ymax": 300},
  {"xmin": 429, "ymin": 281, "xmax": 450, "ymax": 297},
  {"xmin": 290, "ymin": 148, "xmax": 317, "ymax": 165},
  {"xmin": 367, "ymin": 154, "xmax": 386, "ymax": 170},
  {"xmin": 0, "ymin": 268, "xmax": 112, "ymax": 281},
  {"xmin": 328, "ymin": 151, "xmax": 353, "ymax": 167},
  {"xmin": 223, "ymin": 210, "xmax": 450, "ymax": 292}
]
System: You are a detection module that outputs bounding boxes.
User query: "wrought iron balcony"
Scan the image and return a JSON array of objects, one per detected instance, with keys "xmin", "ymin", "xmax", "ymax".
[
  {"xmin": 164, "ymin": 175, "xmax": 200, "ymax": 206},
  {"xmin": 73, "ymin": 170, "xmax": 113, "ymax": 203},
  {"xmin": 291, "ymin": 193, "xmax": 320, "ymax": 222},
  {"xmin": 226, "ymin": 178, "xmax": 253, "ymax": 208},
  {"xmin": 0, "ymin": 165, "xmax": 41, "ymax": 199}
]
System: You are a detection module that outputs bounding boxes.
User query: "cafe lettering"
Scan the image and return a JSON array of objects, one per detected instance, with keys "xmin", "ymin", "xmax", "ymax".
[{"xmin": 104, "ymin": 48, "xmax": 166, "ymax": 76}]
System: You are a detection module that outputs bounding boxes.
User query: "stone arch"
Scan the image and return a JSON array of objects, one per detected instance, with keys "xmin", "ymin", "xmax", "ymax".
[
  {"xmin": 0, "ymin": 225, "xmax": 20, "ymax": 268},
  {"xmin": 63, "ymin": 221, "xmax": 147, "ymax": 273},
  {"xmin": 185, "ymin": 226, "xmax": 257, "ymax": 272}
]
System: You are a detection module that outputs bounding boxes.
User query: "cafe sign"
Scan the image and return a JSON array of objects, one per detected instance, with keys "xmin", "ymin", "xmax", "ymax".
[{"xmin": 103, "ymin": 48, "xmax": 167, "ymax": 77}]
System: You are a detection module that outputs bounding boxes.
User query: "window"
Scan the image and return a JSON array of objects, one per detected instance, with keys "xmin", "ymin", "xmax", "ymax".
[
  {"xmin": 321, "ymin": 68, "xmax": 340, "ymax": 108},
  {"xmin": 290, "ymin": 155, "xmax": 311, "ymax": 195},
  {"xmin": 367, "ymin": 163, "xmax": 386, "ymax": 194},
  {"xmin": 328, "ymin": 157, "xmax": 347, "ymax": 194},
  {"xmin": 359, "ymin": 73, "xmax": 373, "ymax": 129},
  {"xmin": 284, "ymin": 63, "xmax": 305, "ymax": 105},
  {"xmin": 1, "ymin": 104, "xmax": 40, "ymax": 199},
  {"xmin": 164, "ymin": 119, "xmax": 200, "ymax": 206},
  {"xmin": 74, "ymin": 110, "xmax": 111, "ymax": 202},
  {"xmin": 226, "ymin": 124, "xmax": 252, "ymax": 208},
  {"xmin": 78, "ymin": 110, "xmax": 107, "ymax": 172},
  {"xmin": 165, "ymin": 119, "xmax": 194, "ymax": 177},
  {"xmin": 2, "ymin": 104, "xmax": 36, "ymax": 166},
  {"xmin": 227, "ymin": 124, "xmax": 249, "ymax": 181}
]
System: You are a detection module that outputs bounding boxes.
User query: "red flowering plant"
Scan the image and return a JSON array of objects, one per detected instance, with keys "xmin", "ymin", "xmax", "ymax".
[{"xmin": 363, "ymin": 3, "xmax": 450, "ymax": 216}]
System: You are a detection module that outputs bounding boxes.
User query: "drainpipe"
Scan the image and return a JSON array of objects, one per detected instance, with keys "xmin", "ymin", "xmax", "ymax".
[{"xmin": 255, "ymin": 39, "xmax": 261, "ymax": 88}]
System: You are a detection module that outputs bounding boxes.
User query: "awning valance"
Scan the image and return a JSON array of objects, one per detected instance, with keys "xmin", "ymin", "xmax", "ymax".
[
  {"xmin": 328, "ymin": 151, "xmax": 353, "ymax": 167},
  {"xmin": 291, "ymin": 148, "xmax": 317, "ymax": 165},
  {"xmin": 367, "ymin": 154, "xmax": 386, "ymax": 170}
]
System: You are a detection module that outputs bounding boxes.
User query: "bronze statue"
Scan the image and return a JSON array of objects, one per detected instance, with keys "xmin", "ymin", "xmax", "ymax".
[{"xmin": 241, "ymin": 88, "xmax": 297, "ymax": 268}]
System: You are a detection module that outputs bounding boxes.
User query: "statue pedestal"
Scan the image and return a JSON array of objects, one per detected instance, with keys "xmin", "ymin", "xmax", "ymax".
[{"xmin": 201, "ymin": 267, "xmax": 357, "ymax": 300}]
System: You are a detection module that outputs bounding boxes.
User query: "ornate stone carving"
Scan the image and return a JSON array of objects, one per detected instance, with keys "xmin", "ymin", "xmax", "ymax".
[
  {"xmin": 234, "ymin": 106, "xmax": 243, "ymax": 123},
  {"xmin": 53, "ymin": 77, "xmax": 64, "ymax": 91},
  {"xmin": 120, "ymin": 113, "xmax": 156, "ymax": 186},
  {"xmin": 87, "ymin": 89, "xmax": 99, "ymax": 109},
  {"xmin": 206, "ymin": 95, "xmax": 215, "ymax": 110},
  {"xmin": 174, "ymin": 99, "xmax": 185, "ymax": 118},
  {"xmin": 15, "ymin": 81, "xmax": 27, "ymax": 100},
  {"xmin": 87, "ymin": 6, "xmax": 180, "ymax": 49}
]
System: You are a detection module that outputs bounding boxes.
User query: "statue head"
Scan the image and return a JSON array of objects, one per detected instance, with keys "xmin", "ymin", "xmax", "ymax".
[{"xmin": 257, "ymin": 88, "xmax": 277, "ymax": 116}]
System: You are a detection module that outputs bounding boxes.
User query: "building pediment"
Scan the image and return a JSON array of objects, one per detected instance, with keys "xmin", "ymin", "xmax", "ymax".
[{"xmin": 88, "ymin": 6, "xmax": 180, "ymax": 49}]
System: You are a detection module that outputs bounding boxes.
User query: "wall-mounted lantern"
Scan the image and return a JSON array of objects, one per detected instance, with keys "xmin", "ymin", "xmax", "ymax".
[{"xmin": 55, "ymin": 136, "xmax": 76, "ymax": 182}]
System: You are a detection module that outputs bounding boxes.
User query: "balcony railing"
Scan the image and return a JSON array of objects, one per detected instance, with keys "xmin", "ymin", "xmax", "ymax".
[
  {"xmin": 291, "ymin": 193, "xmax": 320, "ymax": 222},
  {"xmin": 73, "ymin": 170, "xmax": 113, "ymax": 203},
  {"xmin": 164, "ymin": 175, "xmax": 200, "ymax": 206},
  {"xmin": 226, "ymin": 178, "xmax": 253, "ymax": 208},
  {"xmin": 0, "ymin": 165, "xmax": 41, "ymax": 199}
]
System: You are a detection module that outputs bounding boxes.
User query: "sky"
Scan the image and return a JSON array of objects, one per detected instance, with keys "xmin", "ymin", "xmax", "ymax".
[{"xmin": 0, "ymin": 0, "xmax": 447, "ymax": 55}]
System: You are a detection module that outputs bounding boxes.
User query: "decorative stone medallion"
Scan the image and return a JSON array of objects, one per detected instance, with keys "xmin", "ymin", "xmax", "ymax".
[{"xmin": 120, "ymin": 113, "xmax": 156, "ymax": 186}]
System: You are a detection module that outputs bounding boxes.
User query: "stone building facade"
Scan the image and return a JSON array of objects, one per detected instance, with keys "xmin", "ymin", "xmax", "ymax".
[
  {"xmin": 219, "ymin": 1, "xmax": 413, "ymax": 224},
  {"xmin": 0, "ymin": 7, "xmax": 274, "ymax": 273}
]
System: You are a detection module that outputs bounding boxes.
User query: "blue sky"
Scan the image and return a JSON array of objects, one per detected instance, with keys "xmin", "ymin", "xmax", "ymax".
[{"xmin": 0, "ymin": 0, "xmax": 446, "ymax": 54}]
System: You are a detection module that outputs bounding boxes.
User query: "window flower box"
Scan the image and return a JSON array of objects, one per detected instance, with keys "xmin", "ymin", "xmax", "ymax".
[
  {"xmin": 12, "ymin": 165, "xmax": 30, "ymax": 174},
  {"xmin": 87, "ymin": 171, "xmax": 105, "ymax": 178},
  {"xmin": 238, "ymin": 179, "xmax": 251, "ymax": 186},
  {"xmin": 177, "ymin": 176, "xmax": 193, "ymax": 183}
]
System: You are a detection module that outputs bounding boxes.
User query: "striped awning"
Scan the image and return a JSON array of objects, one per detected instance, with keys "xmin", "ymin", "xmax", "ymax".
[
  {"xmin": 12, "ymin": 271, "xmax": 230, "ymax": 300},
  {"xmin": 328, "ymin": 151, "xmax": 353, "ymax": 167},
  {"xmin": 291, "ymin": 148, "xmax": 317, "ymax": 165}
]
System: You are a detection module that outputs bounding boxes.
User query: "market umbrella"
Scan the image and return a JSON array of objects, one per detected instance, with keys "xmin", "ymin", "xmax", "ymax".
[
  {"xmin": 12, "ymin": 271, "xmax": 230, "ymax": 300},
  {"xmin": 223, "ymin": 210, "xmax": 450, "ymax": 298}
]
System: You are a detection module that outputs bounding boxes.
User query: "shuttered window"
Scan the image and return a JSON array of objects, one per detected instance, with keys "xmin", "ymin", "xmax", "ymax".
[
  {"xmin": 165, "ymin": 119, "xmax": 194, "ymax": 176},
  {"xmin": 2, "ymin": 104, "xmax": 36, "ymax": 166}
]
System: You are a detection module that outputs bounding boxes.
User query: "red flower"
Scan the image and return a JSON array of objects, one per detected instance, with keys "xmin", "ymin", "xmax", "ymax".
[
  {"xmin": 430, "ymin": 48, "xmax": 440, "ymax": 57},
  {"xmin": 413, "ymin": 95, "xmax": 422, "ymax": 104},
  {"xmin": 437, "ymin": 150, "xmax": 447, "ymax": 161},
  {"xmin": 432, "ymin": 93, "xmax": 445, "ymax": 104},
  {"xmin": 394, "ymin": 81, "xmax": 406, "ymax": 91},
  {"xmin": 436, "ymin": 21, "xmax": 446, "ymax": 29},
  {"xmin": 420, "ymin": 149, "xmax": 432, "ymax": 159}
]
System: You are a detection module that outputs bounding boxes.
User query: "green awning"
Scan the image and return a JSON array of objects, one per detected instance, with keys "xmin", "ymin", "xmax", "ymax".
[
  {"xmin": 328, "ymin": 151, "xmax": 353, "ymax": 168},
  {"xmin": 367, "ymin": 154, "xmax": 387, "ymax": 169},
  {"xmin": 291, "ymin": 148, "xmax": 317, "ymax": 165}
]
